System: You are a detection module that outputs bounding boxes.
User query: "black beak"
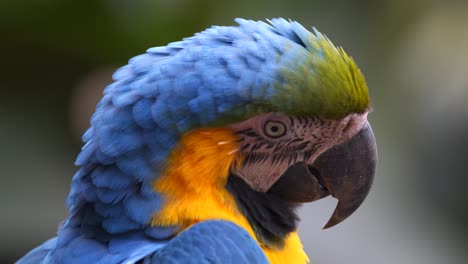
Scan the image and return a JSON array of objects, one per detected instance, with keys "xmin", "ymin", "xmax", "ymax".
[
  {"xmin": 268, "ymin": 122, "xmax": 377, "ymax": 229},
  {"xmin": 314, "ymin": 122, "xmax": 377, "ymax": 228}
]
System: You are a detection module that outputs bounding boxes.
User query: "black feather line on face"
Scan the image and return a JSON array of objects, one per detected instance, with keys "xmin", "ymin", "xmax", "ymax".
[
  {"xmin": 240, "ymin": 143, "xmax": 251, "ymax": 151},
  {"xmin": 226, "ymin": 174, "xmax": 299, "ymax": 249}
]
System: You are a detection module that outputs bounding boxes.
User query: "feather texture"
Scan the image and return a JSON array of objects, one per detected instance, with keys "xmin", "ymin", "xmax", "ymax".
[
  {"xmin": 19, "ymin": 18, "xmax": 366, "ymax": 263},
  {"xmin": 145, "ymin": 220, "xmax": 268, "ymax": 264}
]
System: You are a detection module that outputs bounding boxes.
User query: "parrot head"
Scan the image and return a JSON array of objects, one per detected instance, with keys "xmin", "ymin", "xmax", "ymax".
[{"xmin": 148, "ymin": 19, "xmax": 377, "ymax": 248}]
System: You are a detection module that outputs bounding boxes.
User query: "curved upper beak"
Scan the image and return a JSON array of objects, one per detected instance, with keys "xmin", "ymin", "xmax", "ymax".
[
  {"xmin": 313, "ymin": 121, "xmax": 377, "ymax": 228},
  {"xmin": 267, "ymin": 121, "xmax": 377, "ymax": 229}
]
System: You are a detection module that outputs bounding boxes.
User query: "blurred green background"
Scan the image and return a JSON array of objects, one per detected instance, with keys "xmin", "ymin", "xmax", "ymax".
[{"xmin": 1, "ymin": 0, "xmax": 467, "ymax": 263}]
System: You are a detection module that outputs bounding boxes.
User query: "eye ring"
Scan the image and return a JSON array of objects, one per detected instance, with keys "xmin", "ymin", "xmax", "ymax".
[{"xmin": 264, "ymin": 121, "xmax": 287, "ymax": 138}]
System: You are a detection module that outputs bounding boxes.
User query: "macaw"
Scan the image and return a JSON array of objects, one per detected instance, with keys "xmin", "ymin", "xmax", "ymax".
[{"xmin": 17, "ymin": 18, "xmax": 377, "ymax": 264}]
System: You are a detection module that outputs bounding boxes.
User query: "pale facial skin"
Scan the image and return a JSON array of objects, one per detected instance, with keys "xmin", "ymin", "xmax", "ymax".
[{"xmin": 228, "ymin": 112, "xmax": 368, "ymax": 192}]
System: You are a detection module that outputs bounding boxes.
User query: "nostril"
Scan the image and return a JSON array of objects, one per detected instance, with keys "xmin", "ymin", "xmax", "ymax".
[{"xmin": 308, "ymin": 165, "xmax": 328, "ymax": 191}]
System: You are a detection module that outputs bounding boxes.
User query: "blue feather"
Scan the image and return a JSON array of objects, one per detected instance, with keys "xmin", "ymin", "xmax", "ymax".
[
  {"xmin": 91, "ymin": 166, "xmax": 134, "ymax": 190},
  {"xmin": 94, "ymin": 147, "xmax": 114, "ymax": 165},
  {"xmin": 123, "ymin": 194, "xmax": 161, "ymax": 225},
  {"xmin": 102, "ymin": 217, "xmax": 140, "ymax": 234},
  {"xmin": 62, "ymin": 237, "xmax": 107, "ymax": 263},
  {"xmin": 96, "ymin": 186, "xmax": 131, "ymax": 204},
  {"xmin": 146, "ymin": 46, "xmax": 170, "ymax": 54},
  {"xmin": 150, "ymin": 96, "xmax": 172, "ymax": 128},
  {"xmin": 94, "ymin": 202, "xmax": 124, "ymax": 218},
  {"xmin": 132, "ymin": 98, "xmax": 157, "ymax": 129},
  {"xmin": 75, "ymin": 139, "xmax": 96, "ymax": 166},
  {"xmin": 112, "ymin": 90, "xmax": 141, "ymax": 108},
  {"xmin": 147, "ymin": 220, "xmax": 268, "ymax": 264},
  {"xmin": 128, "ymin": 54, "xmax": 155, "ymax": 75},
  {"xmin": 144, "ymin": 226, "xmax": 177, "ymax": 240},
  {"xmin": 115, "ymin": 150, "xmax": 152, "ymax": 181},
  {"xmin": 112, "ymin": 65, "xmax": 134, "ymax": 82},
  {"xmin": 173, "ymin": 72, "xmax": 200, "ymax": 98},
  {"xmin": 97, "ymin": 126, "xmax": 143, "ymax": 157}
]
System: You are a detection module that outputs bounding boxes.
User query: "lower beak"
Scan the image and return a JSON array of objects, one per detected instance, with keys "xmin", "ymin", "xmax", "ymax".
[{"xmin": 267, "ymin": 121, "xmax": 377, "ymax": 229}]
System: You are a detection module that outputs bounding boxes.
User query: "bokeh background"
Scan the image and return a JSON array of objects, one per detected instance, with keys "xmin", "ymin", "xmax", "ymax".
[{"xmin": 1, "ymin": 0, "xmax": 467, "ymax": 263}]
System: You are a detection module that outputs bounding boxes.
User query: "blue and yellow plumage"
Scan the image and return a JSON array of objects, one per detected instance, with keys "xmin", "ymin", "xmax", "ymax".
[{"xmin": 17, "ymin": 18, "xmax": 376, "ymax": 264}]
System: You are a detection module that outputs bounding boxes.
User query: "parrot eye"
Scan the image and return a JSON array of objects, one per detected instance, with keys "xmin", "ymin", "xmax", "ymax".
[{"xmin": 264, "ymin": 121, "xmax": 287, "ymax": 138}]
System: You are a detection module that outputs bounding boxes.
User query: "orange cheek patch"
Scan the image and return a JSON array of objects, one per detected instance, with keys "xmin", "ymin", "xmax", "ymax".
[{"xmin": 151, "ymin": 128, "xmax": 248, "ymax": 229}]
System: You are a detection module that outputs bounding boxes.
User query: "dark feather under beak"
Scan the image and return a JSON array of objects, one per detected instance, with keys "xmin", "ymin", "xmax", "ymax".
[{"xmin": 267, "ymin": 122, "xmax": 377, "ymax": 229}]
